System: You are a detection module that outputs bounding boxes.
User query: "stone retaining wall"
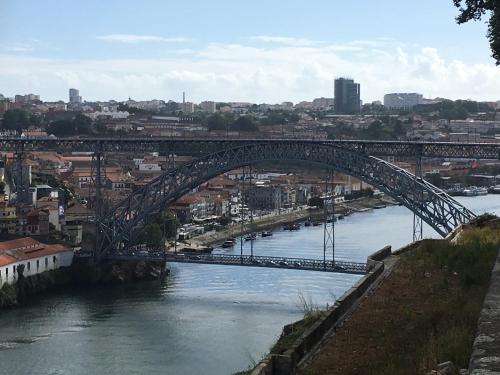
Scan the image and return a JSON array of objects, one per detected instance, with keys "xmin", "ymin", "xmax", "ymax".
[
  {"xmin": 469, "ymin": 247, "xmax": 500, "ymax": 374},
  {"xmin": 250, "ymin": 246, "xmax": 392, "ymax": 375}
]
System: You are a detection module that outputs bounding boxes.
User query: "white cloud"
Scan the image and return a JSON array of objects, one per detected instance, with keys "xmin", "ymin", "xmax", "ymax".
[
  {"xmin": 96, "ymin": 34, "xmax": 191, "ymax": 43},
  {"xmin": 251, "ymin": 35, "xmax": 321, "ymax": 46},
  {"xmin": 1, "ymin": 40, "xmax": 500, "ymax": 103},
  {"xmin": 3, "ymin": 43, "xmax": 34, "ymax": 52}
]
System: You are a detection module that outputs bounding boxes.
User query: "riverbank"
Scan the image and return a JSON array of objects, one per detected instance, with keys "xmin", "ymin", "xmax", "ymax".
[
  {"xmin": 243, "ymin": 214, "xmax": 500, "ymax": 375},
  {"xmin": 0, "ymin": 257, "xmax": 168, "ymax": 309},
  {"xmin": 187, "ymin": 195, "xmax": 396, "ymax": 249}
]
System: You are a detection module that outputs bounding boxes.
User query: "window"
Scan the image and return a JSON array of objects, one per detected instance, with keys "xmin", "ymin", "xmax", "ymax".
[
  {"xmin": 53, "ymin": 256, "xmax": 56, "ymax": 264},
  {"xmin": 13, "ymin": 265, "xmax": 16, "ymax": 274},
  {"xmin": 45, "ymin": 258, "xmax": 48, "ymax": 268},
  {"xmin": 5, "ymin": 268, "xmax": 8, "ymax": 276},
  {"xmin": 27, "ymin": 262, "xmax": 30, "ymax": 271},
  {"xmin": 36, "ymin": 260, "xmax": 39, "ymax": 269}
]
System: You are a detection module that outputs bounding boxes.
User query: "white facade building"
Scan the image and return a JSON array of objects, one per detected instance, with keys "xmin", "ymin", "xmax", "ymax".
[
  {"xmin": 383, "ymin": 93, "xmax": 423, "ymax": 110},
  {"xmin": 0, "ymin": 238, "xmax": 74, "ymax": 288},
  {"xmin": 138, "ymin": 163, "xmax": 162, "ymax": 171},
  {"xmin": 200, "ymin": 101, "xmax": 216, "ymax": 113}
]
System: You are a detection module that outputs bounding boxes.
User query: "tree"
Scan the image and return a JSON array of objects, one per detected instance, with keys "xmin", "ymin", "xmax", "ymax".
[
  {"xmin": 153, "ymin": 212, "xmax": 179, "ymax": 239},
  {"xmin": 207, "ymin": 113, "xmax": 230, "ymax": 131},
  {"xmin": 47, "ymin": 120, "xmax": 75, "ymax": 137},
  {"xmin": 47, "ymin": 114, "xmax": 92, "ymax": 137},
  {"xmin": 454, "ymin": 0, "xmax": 500, "ymax": 65},
  {"xmin": 2, "ymin": 109, "xmax": 29, "ymax": 132},
  {"xmin": 74, "ymin": 113, "xmax": 92, "ymax": 134},
  {"xmin": 364, "ymin": 120, "xmax": 384, "ymax": 139},
  {"xmin": 308, "ymin": 196, "xmax": 324, "ymax": 208},
  {"xmin": 231, "ymin": 116, "xmax": 258, "ymax": 132},
  {"xmin": 143, "ymin": 223, "xmax": 163, "ymax": 248}
]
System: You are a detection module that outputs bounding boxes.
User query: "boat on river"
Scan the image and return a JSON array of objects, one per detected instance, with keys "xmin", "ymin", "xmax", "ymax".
[
  {"xmin": 261, "ymin": 231, "xmax": 273, "ymax": 237},
  {"xmin": 488, "ymin": 185, "xmax": 500, "ymax": 194},
  {"xmin": 283, "ymin": 223, "xmax": 300, "ymax": 231},
  {"xmin": 245, "ymin": 234, "xmax": 256, "ymax": 241},
  {"xmin": 463, "ymin": 187, "xmax": 488, "ymax": 196},
  {"xmin": 222, "ymin": 238, "xmax": 236, "ymax": 248}
]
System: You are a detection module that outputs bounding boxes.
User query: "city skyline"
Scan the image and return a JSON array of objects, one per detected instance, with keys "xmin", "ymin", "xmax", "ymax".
[{"xmin": 1, "ymin": 1, "xmax": 500, "ymax": 103}]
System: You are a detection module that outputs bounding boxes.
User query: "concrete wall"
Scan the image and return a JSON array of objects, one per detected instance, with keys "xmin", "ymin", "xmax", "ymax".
[
  {"xmin": 0, "ymin": 250, "xmax": 74, "ymax": 288},
  {"xmin": 469, "ymin": 248, "xmax": 500, "ymax": 374},
  {"xmin": 251, "ymin": 246, "xmax": 391, "ymax": 375}
]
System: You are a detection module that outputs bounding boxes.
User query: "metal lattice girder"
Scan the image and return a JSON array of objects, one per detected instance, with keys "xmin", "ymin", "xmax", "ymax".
[
  {"xmin": 107, "ymin": 253, "xmax": 367, "ymax": 275},
  {"xmin": 0, "ymin": 137, "xmax": 498, "ymax": 159},
  {"xmin": 96, "ymin": 142, "xmax": 476, "ymax": 258}
]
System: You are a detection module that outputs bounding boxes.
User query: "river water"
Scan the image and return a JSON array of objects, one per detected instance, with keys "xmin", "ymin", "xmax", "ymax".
[{"xmin": 0, "ymin": 196, "xmax": 499, "ymax": 375}]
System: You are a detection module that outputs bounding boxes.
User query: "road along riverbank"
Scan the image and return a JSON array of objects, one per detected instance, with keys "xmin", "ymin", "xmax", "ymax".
[{"xmin": 188, "ymin": 195, "xmax": 396, "ymax": 249}]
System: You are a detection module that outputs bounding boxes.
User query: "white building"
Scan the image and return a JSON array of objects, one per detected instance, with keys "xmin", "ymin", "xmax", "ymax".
[
  {"xmin": 183, "ymin": 102, "xmax": 195, "ymax": 113},
  {"xmin": 312, "ymin": 97, "xmax": 335, "ymax": 109},
  {"xmin": 383, "ymin": 93, "xmax": 423, "ymax": 110},
  {"xmin": 0, "ymin": 237, "xmax": 74, "ymax": 288},
  {"xmin": 138, "ymin": 163, "xmax": 162, "ymax": 171},
  {"xmin": 85, "ymin": 110, "xmax": 129, "ymax": 120},
  {"xmin": 199, "ymin": 101, "xmax": 216, "ymax": 113}
]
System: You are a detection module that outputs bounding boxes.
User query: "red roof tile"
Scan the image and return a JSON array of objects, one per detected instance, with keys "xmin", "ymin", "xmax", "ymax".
[{"xmin": 0, "ymin": 254, "xmax": 16, "ymax": 267}]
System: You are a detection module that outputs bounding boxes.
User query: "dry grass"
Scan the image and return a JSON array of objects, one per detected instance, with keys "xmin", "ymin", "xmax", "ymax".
[{"xmin": 299, "ymin": 226, "xmax": 499, "ymax": 375}]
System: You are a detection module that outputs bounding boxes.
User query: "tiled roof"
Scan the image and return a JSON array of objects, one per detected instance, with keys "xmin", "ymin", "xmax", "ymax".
[
  {"xmin": 0, "ymin": 254, "xmax": 16, "ymax": 267},
  {"xmin": 0, "ymin": 237, "xmax": 39, "ymax": 252},
  {"xmin": 0, "ymin": 237, "xmax": 71, "ymax": 262}
]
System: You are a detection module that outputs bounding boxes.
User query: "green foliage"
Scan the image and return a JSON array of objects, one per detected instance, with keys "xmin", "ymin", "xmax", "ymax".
[
  {"xmin": 344, "ymin": 188, "xmax": 374, "ymax": 200},
  {"xmin": 117, "ymin": 103, "xmax": 148, "ymax": 114},
  {"xmin": 47, "ymin": 113, "xmax": 92, "ymax": 137},
  {"xmin": 230, "ymin": 116, "xmax": 258, "ymax": 132},
  {"xmin": 218, "ymin": 216, "xmax": 231, "ymax": 226},
  {"xmin": 308, "ymin": 196, "xmax": 324, "ymax": 208},
  {"xmin": 2, "ymin": 109, "xmax": 29, "ymax": 132},
  {"xmin": 454, "ymin": 0, "xmax": 500, "ymax": 65},
  {"xmin": 414, "ymin": 99, "xmax": 492, "ymax": 119},
  {"xmin": 207, "ymin": 113, "xmax": 233, "ymax": 131},
  {"xmin": 325, "ymin": 116, "xmax": 408, "ymax": 141},
  {"xmin": 142, "ymin": 223, "xmax": 163, "ymax": 248},
  {"xmin": 152, "ymin": 212, "xmax": 179, "ymax": 239}
]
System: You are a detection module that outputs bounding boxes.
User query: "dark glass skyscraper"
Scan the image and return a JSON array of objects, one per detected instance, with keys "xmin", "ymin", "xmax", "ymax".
[{"xmin": 334, "ymin": 78, "xmax": 361, "ymax": 114}]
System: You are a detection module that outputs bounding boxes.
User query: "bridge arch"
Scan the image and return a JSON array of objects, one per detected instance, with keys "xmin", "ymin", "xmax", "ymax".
[{"xmin": 96, "ymin": 141, "xmax": 475, "ymax": 258}]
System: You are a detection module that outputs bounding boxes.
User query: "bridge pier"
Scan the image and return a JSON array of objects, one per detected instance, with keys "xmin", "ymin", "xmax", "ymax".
[
  {"xmin": 13, "ymin": 146, "xmax": 29, "ymax": 204},
  {"xmin": 413, "ymin": 153, "xmax": 423, "ymax": 242},
  {"xmin": 323, "ymin": 172, "xmax": 335, "ymax": 269}
]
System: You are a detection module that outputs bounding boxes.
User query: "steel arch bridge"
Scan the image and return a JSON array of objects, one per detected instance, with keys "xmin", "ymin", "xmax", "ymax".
[{"xmin": 96, "ymin": 141, "xmax": 475, "ymax": 259}]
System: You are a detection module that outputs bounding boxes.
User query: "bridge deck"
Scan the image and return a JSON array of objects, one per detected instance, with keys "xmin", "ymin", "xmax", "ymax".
[{"xmin": 105, "ymin": 253, "xmax": 367, "ymax": 275}]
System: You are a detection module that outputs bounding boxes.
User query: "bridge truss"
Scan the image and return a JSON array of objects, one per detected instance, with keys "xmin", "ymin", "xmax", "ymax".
[{"xmin": 96, "ymin": 142, "xmax": 476, "ymax": 259}]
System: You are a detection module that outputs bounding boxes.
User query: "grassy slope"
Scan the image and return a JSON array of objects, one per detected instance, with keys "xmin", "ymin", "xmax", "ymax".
[{"xmin": 300, "ymin": 225, "xmax": 500, "ymax": 375}]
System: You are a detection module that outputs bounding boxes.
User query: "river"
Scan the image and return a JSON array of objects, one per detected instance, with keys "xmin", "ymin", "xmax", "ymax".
[{"xmin": 0, "ymin": 195, "xmax": 499, "ymax": 375}]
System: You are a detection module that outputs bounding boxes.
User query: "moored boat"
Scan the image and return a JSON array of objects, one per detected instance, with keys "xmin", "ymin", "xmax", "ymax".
[{"xmin": 222, "ymin": 238, "xmax": 236, "ymax": 248}]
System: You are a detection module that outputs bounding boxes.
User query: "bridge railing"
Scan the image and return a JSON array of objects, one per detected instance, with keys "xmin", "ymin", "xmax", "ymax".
[{"xmin": 104, "ymin": 250, "xmax": 367, "ymax": 274}]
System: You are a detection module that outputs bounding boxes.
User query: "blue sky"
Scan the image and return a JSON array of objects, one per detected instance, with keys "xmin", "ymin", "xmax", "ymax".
[{"xmin": 1, "ymin": 0, "xmax": 498, "ymax": 103}]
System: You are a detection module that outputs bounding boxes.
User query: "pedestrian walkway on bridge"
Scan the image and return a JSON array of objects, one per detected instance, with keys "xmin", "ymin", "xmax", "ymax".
[{"xmin": 104, "ymin": 252, "xmax": 367, "ymax": 275}]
